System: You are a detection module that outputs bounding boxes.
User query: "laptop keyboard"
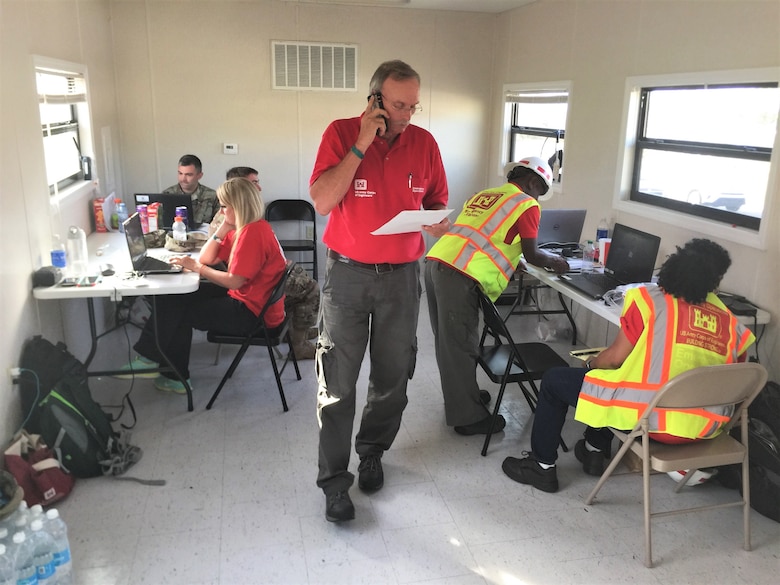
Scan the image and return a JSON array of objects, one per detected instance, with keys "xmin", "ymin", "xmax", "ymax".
[{"xmin": 580, "ymin": 272, "xmax": 618, "ymax": 288}]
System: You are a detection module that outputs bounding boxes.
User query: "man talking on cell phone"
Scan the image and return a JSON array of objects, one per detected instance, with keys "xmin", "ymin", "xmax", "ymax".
[{"xmin": 309, "ymin": 60, "xmax": 449, "ymax": 522}]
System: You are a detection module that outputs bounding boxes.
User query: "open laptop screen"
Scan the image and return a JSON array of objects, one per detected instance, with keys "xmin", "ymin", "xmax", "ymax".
[
  {"xmin": 134, "ymin": 193, "xmax": 193, "ymax": 229},
  {"xmin": 537, "ymin": 209, "xmax": 587, "ymax": 247},
  {"xmin": 605, "ymin": 223, "xmax": 661, "ymax": 284}
]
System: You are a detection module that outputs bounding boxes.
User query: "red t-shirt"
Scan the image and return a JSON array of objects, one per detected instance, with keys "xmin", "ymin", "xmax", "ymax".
[
  {"xmin": 217, "ymin": 219, "xmax": 286, "ymax": 326},
  {"xmin": 310, "ymin": 116, "xmax": 449, "ymax": 264}
]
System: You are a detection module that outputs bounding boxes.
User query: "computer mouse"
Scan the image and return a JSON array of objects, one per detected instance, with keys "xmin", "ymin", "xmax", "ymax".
[{"xmin": 100, "ymin": 263, "xmax": 115, "ymax": 276}]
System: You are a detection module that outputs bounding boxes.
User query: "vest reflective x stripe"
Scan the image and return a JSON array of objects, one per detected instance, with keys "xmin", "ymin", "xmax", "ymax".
[
  {"xmin": 574, "ymin": 286, "xmax": 756, "ymax": 439},
  {"xmin": 426, "ymin": 183, "xmax": 538, "ymax": 300}
]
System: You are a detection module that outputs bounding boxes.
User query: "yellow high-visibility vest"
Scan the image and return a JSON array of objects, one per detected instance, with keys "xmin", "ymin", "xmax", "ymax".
[
  {"xmin": 575, "ymin": 286, "xmax": 756, "ymax": 439},
  {"xmin": 426, "ymin": 183, "xmax": 539, "ymax": 301}
]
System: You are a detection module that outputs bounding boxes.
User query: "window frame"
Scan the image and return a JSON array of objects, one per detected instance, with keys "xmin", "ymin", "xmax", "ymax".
[
  {"xmin": 500, "ymin": 81, "xmax": 570, "ymax": 196},
  {"xmin": 34, "ymin": 56, "xmax": 95, "ymax": 202},
  {"xmin": 614, "ymin": 68, "xmax": 780, "ymax": 250}
]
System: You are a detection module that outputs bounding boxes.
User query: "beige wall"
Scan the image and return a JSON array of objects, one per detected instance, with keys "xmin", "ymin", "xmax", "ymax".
[{"xmin": 1, "ymin": 0, "xmax": 778, "ymax": 444}]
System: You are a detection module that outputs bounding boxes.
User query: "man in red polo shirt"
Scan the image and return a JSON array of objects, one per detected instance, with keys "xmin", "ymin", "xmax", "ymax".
[{"xmin": 310, "ymin": 60, "xmax": 449, "ymax": 522}]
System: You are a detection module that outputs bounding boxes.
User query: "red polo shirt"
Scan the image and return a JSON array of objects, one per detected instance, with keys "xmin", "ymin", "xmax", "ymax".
[{"xmin": 310, "ymin": 116, "xmax": 449, "ymax": 264}]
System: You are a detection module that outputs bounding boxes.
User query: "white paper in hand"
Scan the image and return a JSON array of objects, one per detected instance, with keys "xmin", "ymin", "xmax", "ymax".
[{"xmin": 371, "ymin": 209, "xmax": 453, "ymax": 235}]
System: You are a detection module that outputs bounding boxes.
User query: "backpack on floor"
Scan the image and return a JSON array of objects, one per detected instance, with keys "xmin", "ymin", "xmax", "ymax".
[
  {"xmin": 18, "ymin": 336, "xmax": 86, "ymax": 434},
  {"xmin": 36, "ymin": 371, "xmax": 143, "ymax": 478},
  {"xmin": 716, "ymin": 380, "xmax": 780, "ymax": 523}
]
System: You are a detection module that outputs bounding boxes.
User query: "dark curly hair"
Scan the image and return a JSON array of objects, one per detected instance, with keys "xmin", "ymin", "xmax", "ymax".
[{"xmin": 656, "ymin": 238, "xmax": 731, "ymax": 304}]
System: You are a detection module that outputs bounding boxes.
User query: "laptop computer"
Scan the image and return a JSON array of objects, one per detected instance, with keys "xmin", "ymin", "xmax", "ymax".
[
  {"xmin": 123, "ymin": 212, "xmax": 183, "ymax": 274},
  {"xmin": 557, "ymin": 223, "xmax": 661, "ymax": 299},
  {"xmin": 537, "ymin": 209, "xmax": 587, "ymax": 249},
  {"xmin": 134, "ymin": 193, "xmax": 194, "ymax": 230}
]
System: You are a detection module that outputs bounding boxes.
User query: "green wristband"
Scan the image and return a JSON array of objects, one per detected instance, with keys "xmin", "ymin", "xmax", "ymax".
[{"xmin": 350, "ymin": 145, "xmax": 364, "ymax": 160}]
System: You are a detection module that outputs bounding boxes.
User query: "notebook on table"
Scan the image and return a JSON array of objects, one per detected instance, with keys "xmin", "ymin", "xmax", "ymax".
[
  {"xmin": 123, "ymin": 212, "xmax": 183, "ymax": 275},
  {"xmin": 537, "ymin": 209, "xmax": 587, "ymax": 249},
  {"xmin": 134, "ymin": 193, "xmax": 194, "ymax": 230},
  {"xmin": 557, "ymin": 223, "xmax": 660, "ymax": 300}
]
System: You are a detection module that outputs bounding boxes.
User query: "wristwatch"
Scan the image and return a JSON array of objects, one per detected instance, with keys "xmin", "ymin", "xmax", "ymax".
[{"xmin": 585, "ymin": 358, "xmax": 594, "ymax": 370}]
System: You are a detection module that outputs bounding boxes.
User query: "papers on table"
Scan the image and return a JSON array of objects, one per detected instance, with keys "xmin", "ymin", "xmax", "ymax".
[{"xmin": 371, "ymin": 209, "xmax": 454, "ymax": 235}]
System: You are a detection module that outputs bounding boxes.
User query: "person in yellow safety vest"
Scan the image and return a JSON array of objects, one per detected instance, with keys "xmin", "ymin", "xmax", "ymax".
[
  {"xmin": 425, "ymin": 157, "xmax": 570, "ymax": 436},
  {"xmin": 502, "ymin": 238, "xmax": 755, "ymax": 493}
]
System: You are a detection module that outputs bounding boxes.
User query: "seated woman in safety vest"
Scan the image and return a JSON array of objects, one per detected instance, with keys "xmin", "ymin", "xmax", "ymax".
[{"xmin": 502, "ymin": 238, "xmax": 756, "ymax": 493}]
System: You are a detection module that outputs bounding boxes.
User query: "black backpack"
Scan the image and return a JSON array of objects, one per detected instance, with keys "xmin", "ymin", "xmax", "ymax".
[
  {"xmin": 36, "ymin": 372, "xmax": 141, "ymax": 478},
  {"xmin": 716, "ymin": 381, "xmax": 780, "ymax": 523},
  {"xmin": 17, "ymin": 336, "xmax": 155, "ymax": 482},
  {"xmin": 18, "ymin": 336, "xmax": 84, "ymax": 434}
]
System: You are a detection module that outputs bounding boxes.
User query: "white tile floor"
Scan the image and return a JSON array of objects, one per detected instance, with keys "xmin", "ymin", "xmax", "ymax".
[{"xmin": 60, "ymin": 291, "xmax": 778, "ymax": 584}]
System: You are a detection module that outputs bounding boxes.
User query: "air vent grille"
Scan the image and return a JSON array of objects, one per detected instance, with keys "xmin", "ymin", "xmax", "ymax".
[{"xmin": 273, "ymin": 41, "xmax": 357, "ymax": 91}]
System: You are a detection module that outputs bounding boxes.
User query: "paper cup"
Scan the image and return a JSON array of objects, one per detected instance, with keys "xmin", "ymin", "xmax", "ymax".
[{"xmin": 599, "ymin": 238, "xmax": 611, "ymax": 266}]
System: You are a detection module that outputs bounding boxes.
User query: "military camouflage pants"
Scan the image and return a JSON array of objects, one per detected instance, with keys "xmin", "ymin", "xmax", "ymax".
[{"xmin": 284, "ymin": 263, "xmax": 319, "ymax": 331}]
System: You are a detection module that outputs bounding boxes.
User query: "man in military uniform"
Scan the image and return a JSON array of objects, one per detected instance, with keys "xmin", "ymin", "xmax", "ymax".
[
  {"xmin": 209, "ymin": 166, "xmax": 319, "ymax": 359},
  {"xmin": 164, "ymin": 154, "xmax": 219, "ymax": 225}
]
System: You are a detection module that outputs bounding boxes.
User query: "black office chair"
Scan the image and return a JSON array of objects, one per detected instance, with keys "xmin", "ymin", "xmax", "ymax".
[
  {"xmin": 265, "ymin": 199, "xmax": 318, "ymax": 280},
  {"xmin": 477, "ymin": 289, "xmax": 570, "ymax": 456},
  {"xmin": 205, "ymin": 262, "xmax": 301, "ymax": 411}
]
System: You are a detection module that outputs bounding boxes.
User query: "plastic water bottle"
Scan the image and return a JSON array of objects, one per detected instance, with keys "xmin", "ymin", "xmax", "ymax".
[
  {"xmin": 27, "ymin": 520, "xmax": 55, "ymax": 585},
  {"xmin": 582, "ymin": 240, "xmax": 596, "ymax": 273},
  {"xmin": 172, "ymin": 216, "xmax": 187, "ymax": 242},
  {"xmin": 66, "ymin": 225, "xmax": 89, "ymax": 278},
  {"xmin": 0, "ymin": 527, "xmax": 10, "ymax": 549},
  {"xmin": 10, "ymin": 531, "xmax": 37, "ymax": 585},
  {"xmin": 115, "ymin": 199, "xmax": 129, "ymax": 234},
  {"xmin": 50, "ymin": 234, "xmax": 67, "ymax": 270},
  {"xmin": 596, "ymin": 218, "xmax": 609, "ymax": 241},
  {"xmin": 44, "ymin": 509, "xmax": 72, "ymax": 585},
  {"xmin": 0, "ymin": 543, "xmax": 15, "ymax": 585}
]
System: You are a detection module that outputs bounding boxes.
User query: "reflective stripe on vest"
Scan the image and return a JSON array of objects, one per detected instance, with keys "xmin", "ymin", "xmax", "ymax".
[
  {"xmin": 574, "ymin": 286, "xmax": 755, "ymax": 439},
  {"xmin": 426, "ymin": 184, "xmax": 538, "ymax": 300}
]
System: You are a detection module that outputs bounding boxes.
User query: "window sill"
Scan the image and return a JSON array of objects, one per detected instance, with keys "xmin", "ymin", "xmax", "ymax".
[{"xmin": 51, "ymin": 180, "xmax": 98, "ymax": 207}]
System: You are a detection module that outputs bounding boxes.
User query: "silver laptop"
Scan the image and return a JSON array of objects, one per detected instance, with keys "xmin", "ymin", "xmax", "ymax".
[
  {"xmin": 557, "ymin": 223, "xmax": 660, "ymax": 299},
  {"xmin": 123, "ymin": 213, "xmax": 182, "ymax": 274},
  {"xmin": 537, "ymin": 209, "xmax": 587, "ymax": 249}
]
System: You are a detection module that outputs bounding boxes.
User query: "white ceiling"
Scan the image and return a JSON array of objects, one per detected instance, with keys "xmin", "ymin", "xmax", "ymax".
[{"xmin": 288, "ymin": 0, "xmax": 537, "ymax": 14}]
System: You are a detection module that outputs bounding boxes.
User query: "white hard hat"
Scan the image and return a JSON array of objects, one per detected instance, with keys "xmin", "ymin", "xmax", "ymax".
[
  {"xmin": 666, "ymin": 468, "xmax": 717, "ymax": 486},
  {"xmin": 509, "ymin": 156, "xmax": 553, "ymax": 189}
]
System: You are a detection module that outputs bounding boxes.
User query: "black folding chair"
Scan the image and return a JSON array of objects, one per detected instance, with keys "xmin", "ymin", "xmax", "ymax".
[
  {"xmin": 205, "ymin": 262, "xmax": 301, "ymax": 411},
  {"xmin": 477, "ymin": 289, "xmax": 570, "ymax": 456},
  {"xmin": 265, "ymin": 199, "xmax": 318, "ymax": 280}
]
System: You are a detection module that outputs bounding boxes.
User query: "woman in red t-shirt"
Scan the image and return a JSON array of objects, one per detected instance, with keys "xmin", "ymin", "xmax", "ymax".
[{"xmin": 120, "ymin": 177, "xmax": 287, "ymax": 395}]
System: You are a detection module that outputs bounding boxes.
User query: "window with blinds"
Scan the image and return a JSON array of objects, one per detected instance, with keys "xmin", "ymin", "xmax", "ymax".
[
  {"xmin": 504, "ymin": 85, "xmax": 569, "ymax": 185},
  {"xmin": 37, "ymin": 66, "xmax": 91, "ymax": 194}
]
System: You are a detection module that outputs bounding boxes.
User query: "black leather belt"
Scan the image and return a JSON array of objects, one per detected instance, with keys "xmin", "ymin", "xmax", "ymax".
[{"xmin": 327, "ymin": 249, "xmax": 412, "ymax": 274}]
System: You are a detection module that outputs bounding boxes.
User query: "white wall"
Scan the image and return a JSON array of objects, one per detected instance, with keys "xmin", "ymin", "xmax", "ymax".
[{"xmin": 2, "ymin": 0, "xmax": 778, "ymax": 447}]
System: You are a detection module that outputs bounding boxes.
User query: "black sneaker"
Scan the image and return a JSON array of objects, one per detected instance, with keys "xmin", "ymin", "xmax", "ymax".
[
  {"xmin": 479, "ymin": 389, "xmax": 491, "ymax": 405},
  {"xmin": 502, "ymin": 453, "xmax": 559, "ymax": 493},
  {"xmin": 357, "ymin": 455, "xmax": 384, "ymax": 492},
  {"xmin": 454, "ymin": 414, "xmax": 506, "ymax": 436},
  {"xmin": 325, "ymin": 490, "xmax": 355, "ymax": 522},
  {"xmin": 574, "ymin": 439, "xmax": 609, "ymax": 476}
]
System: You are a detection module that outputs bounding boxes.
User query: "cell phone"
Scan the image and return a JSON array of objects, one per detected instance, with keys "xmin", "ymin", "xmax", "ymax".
[
  {"xmin": 369, "ymin": 92, "xmax": 388, "ymax": 134},
  {"xmin": 78, "ymin": 275, "xmax": 100, "ymax": 287},
  {"xmin": 59, "ymin": 277, "xmax": 79, "ymax": 287}
]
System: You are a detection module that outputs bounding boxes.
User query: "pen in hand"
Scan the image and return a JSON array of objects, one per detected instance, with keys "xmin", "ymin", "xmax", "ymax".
[{"xmin": 408, "ymin": 173, "xmax": 412, "ymax": 189}]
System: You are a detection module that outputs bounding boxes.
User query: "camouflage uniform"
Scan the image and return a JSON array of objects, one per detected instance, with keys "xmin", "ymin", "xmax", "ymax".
[
  {"xmin": 284, "ymin": 262, "xmax": 319, "ymax": 332},
  {"xmin": 163, "ymin": 183, "xmax": 219, "ymax": 225}
]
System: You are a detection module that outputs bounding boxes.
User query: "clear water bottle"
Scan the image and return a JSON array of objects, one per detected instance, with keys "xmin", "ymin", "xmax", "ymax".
[
  {"xmin": 10, "ymin": 531, "xmax": 37, "ymax": 585},
  {"xmin": 28, "ymin": 520, "xmax": 55, "ymax": 585},
  {"xmin": 44, "ymin": 509, "xmax": 72, "ymax": 585},
  {"xmin": 66, "ymin": 226, "xmax": 89, "ymax": 278},
  {"xmin": 50, "ymin": 234, "xmax": 67, "ymax": 270},
  {"xmin": 115, "ymin": 199, "xmax": 129, "ymax": 234},
  {"xmin": 0, "ymin": 527, "xmax": 10, "ymax": 549},
  {"xmin": 172, "ymin": 216, "xmax": 187, "ymax": 242},
  {"xmin": 582, "ymin": 240, "xmax": 596, "ymax": 273},
  {"xmin": 0, "ymin": 543, "xmax": 15, "ymax": 585}
]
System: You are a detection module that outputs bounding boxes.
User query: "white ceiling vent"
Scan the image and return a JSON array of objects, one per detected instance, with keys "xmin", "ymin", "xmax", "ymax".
[{"xmin": 272, "ymin": 41, "xmax": 357, "ymax": 91}]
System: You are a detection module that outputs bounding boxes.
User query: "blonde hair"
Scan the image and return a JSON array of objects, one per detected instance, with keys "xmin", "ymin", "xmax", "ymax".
[{"xmin": 217, "ymin": 177, "xmax": 265, "ymax": 230}]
